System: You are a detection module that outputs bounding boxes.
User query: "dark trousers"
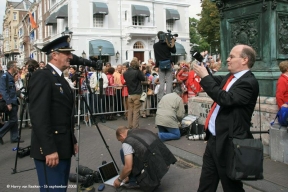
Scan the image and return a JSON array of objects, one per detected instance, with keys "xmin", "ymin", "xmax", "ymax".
[
  {"xmin": 0, "ymin": 104, "xmax": 18, "ymax": 141},
  {"xmin": 34, "ymin": 158, "xmax": 71, "ymax": 192},
  {"xmin": 198, "ymin": 136, "xmax": 244, "ymax": 192},
  {"xmin": 114, "ymin": 89, "xmax": 123, "ymax": 112}
]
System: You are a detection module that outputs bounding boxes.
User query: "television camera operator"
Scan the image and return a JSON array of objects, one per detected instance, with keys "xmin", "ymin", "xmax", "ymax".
[{"xmin": 153, "ymin": 30, "xmax": 177, "ymax": 102}]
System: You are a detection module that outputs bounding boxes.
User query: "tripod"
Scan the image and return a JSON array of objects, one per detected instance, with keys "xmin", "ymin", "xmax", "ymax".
[
  {"xmin": 74, "ymin": 67, "xmax": 118, "ymax": 190},
  {"xmin": 12, "ymin": 73, "xmax": 35, "ymax": 174}
]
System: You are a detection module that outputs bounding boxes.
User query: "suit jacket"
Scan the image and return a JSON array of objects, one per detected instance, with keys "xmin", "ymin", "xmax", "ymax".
[
  {"xmin": 200, "ymin": 71, "xmax": 259, "ymax": 165},
  {"xmin": 28, "ymin": 64, "xmax": 77, "ymax": 160}
]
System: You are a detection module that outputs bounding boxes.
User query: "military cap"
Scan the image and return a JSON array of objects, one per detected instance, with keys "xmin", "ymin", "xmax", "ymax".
[{"xmin": 41, "ymin": 35, "xmax": 75, "ymax": 55}]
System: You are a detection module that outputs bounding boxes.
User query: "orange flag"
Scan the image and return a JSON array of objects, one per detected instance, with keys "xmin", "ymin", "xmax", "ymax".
[{"xmin": 29, "ymin": 12, "xmax": 38, "ymax": 29}]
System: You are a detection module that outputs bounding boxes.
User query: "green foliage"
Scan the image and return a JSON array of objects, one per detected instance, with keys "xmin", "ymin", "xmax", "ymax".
[{"xmin": 197, "ymin": 0, "xmax": 220, "ymax": 52}]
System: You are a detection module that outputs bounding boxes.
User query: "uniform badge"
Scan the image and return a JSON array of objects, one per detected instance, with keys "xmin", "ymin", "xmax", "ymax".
[
  {"xmin": 52, "ymin": 70, "xmax": 56, "ymax": 75},
  {"xmin": 60, "ymin": 87, "xmax": 63, "ymax": 94}
]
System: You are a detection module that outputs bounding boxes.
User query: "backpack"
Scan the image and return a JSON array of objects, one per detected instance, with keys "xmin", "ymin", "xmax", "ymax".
[{"xmin": 271, "ymin": 107, "xmax": 288, "ymax": 127}]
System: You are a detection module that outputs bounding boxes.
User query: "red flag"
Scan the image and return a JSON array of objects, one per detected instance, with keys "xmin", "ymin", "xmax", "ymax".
[{"xmin": 29, "ymin": 12, "xmax": 38, "ymax": 29}]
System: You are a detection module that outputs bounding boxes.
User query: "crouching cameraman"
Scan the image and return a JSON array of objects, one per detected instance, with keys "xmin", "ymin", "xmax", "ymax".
[
  {"xmin": 156, "ymin": 86, "xmax": 185, "ymax": 141},
  {"xmin": 153, "ymin": 31, "xmax": 176, "ymax": 102},
  {"xmin": 113, "ymin": 126, "xmax": 177, "ymax": 191}
]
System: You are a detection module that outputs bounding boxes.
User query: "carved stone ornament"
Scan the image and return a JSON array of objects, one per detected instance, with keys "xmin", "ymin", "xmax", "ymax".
[
  {"xmin": 279, "ymin": 16, "xmax": 288, "ymax": 54},
  {"xmin": 230, "ymin": 18, "xmax": 258, "ymax": 51}
]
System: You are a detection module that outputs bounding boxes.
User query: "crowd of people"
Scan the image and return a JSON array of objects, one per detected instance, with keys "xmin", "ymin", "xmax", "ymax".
[{"xmin": 0, "ymin": 31, "xmax": 279, "ymax": 192}]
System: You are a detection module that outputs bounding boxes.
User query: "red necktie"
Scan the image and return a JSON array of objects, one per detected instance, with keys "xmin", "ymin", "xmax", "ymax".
[{"xmin": 204, "ymin": 74, "xmax": 234, "ymax": 130}]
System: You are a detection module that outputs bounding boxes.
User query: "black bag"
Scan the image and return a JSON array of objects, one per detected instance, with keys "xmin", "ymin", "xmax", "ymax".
[
  {"xmin": 181, "ymin": 115, "xmax": 204, "ymax": 137},
  {"xmin": 0, "ymin": 99, "xmax": 7, "ymax": 113},
  {"xmin": 226, "ymin": 130, "xmax": 264, "ymax": 180},
  {"xmin": 159, "ymin": 60, "xmax": 171, "ymax": 70}
]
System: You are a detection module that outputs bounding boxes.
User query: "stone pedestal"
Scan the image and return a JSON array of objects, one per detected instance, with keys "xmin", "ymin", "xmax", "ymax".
[
  {"xmin": 188, "ymin": 93, "xmax": 279, "ymax": 154},
  {"xmin": 269, "ymin": 124, "xmax": 288, "ymax": 164}
]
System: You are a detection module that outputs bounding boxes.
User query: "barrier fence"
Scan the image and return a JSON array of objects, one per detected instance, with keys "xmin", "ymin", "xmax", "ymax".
[{"xmin": 15, "ymin": 84, "xmax": 159, "ymax": 126}]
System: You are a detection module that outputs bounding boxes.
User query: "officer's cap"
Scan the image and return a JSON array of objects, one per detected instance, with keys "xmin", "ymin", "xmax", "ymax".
[{"xmin": 41, "ymin": 35, "xmax": 75, "ymax": 55}]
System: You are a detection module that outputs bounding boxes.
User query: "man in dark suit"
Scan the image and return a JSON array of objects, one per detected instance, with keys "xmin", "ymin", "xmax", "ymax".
[
  {"xmin": 28, "ymin": 35, "xmax": 78, "ymax": 191},
  {"xmin": 193, "ymin": 44, "xmax": 259, "ymax": 192}
]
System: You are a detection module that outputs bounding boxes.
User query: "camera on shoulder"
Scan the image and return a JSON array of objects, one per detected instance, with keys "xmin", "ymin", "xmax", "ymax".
[{"xmin": 159, "ymin": 30, "xmax": 178, "ymax": 45}]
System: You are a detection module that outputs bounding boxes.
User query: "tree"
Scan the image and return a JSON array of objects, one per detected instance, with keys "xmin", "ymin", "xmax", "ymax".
[
  {"xmin": 197, "ymin": 0, "xmax": 220, "ymax": 53},
  {"xmin": 189, "ymin": 18, "xmax": 209, "ymax": 53}
]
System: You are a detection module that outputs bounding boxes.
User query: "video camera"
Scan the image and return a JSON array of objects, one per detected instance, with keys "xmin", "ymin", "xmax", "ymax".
[
  {"xmin": 159, "ymin": 30, "xmax": 178, "ymax": 45},
  {"xmin": 191, "ymin": 51, "xmax": 209, "ymax": 66},
  {"xmin": 70, "ymin": 54, "xmax": 103, "ymax": 71}
]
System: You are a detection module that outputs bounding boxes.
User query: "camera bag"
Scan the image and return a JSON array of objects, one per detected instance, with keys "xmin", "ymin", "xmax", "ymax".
[
  {"xmin": 226, "ymin": 96, "xmax": 264, "ymax": 181},
  {"xmin": 159, "ymin": 60, "xmax": 171, "ymax": 70}
]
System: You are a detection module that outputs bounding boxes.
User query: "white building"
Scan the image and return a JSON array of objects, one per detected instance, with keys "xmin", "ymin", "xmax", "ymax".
[{"xmin": 33, "ymin": 0, "xmax": 191, "ymax": 65}]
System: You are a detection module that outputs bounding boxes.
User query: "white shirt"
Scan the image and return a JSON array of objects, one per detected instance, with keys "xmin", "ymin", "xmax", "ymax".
[
  {"xmin": 208, "ymin": 70, "xmax": 249, "ymax": 136},
  {"xmin": 47, "ymin": 63, "xmax": 62, "ymax": 77}
]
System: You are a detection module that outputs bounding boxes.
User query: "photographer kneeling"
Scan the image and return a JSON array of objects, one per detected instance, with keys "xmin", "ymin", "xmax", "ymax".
[
  {"xmin": 114, "ymin": 126, "xmax": 177, "ymax": 191},
  {"xmin": 156, "ymin": 86, "xmax": 185, "ymax": 141}
]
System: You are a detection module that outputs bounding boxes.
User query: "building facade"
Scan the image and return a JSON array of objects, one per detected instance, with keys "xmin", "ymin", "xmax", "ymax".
[
  {"xmin": 3, "ymin": 0, "xmax": 32, "ymax": 67},
  {"xmin": 3, "ymin": 0, "xmax": 191, "ymax": 66}
]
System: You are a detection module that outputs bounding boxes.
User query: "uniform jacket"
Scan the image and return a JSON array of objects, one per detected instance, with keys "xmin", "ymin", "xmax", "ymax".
[
  {"xmin": 200, "ymin": 71, "xmax": 259, "ymax": 165},
  {"xmin": 124, "ymin": 129, "xmax": 177, "ymax": 191},
  {"xmin": 0, "ymin": 72, "xmax": 18, "ymax": 105},
  {"xmin": 28, "ymin": 64, "xmax": 77, "ymax": 160},
  {"xmin": 155, "ymin": 92, "xmax": 185, "ymax": 128}
]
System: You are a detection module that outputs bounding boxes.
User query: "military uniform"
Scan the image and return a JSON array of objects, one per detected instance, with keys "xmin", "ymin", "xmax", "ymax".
[{"xmin": 28, "ymin": 35, "xmax": 77, "ymax": 191}]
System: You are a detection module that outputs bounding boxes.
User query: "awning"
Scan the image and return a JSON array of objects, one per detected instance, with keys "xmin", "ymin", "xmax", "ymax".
[
  {"xmin": 132, "ymin": 5, "xmax": 150, "ymax": 17},
  {"xmin": 93, "ymin": 2, "xmax": 109, "ymax": 15},
  {"xmin": 45, "ymin": 12, "xmax": 57, "ymax": 25},
  {"xmin": 172, "ymin": 42, "xmax": 186, "ymax": 56},
  {"xmin": 55, "ymin": 4, "xmax": 68, "ymax": 18},
  {"xmin": 89, "ymin": 40, "xmax": 115, "ymax": 56},
  {"xmin": 166, "ymin": 9, "xmax": 180, "ymax": 20}
]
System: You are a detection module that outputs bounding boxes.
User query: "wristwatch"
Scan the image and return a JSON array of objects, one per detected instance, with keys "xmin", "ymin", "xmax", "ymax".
[{"xmin": 117, "ymin": 177, "xmax": 123, "ymax": 182}]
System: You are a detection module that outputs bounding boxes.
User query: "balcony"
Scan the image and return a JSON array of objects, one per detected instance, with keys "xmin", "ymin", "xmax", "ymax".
[{"xmin": 124, "ymin": 25, "xmax": 157, "ymax": 37}]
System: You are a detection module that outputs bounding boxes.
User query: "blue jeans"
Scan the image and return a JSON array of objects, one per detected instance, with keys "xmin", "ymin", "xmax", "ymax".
[
  {"xmin": 157, "ymin": 125, "xmax": 181, "ymax": 141},
  {"xmin": 120, "ymin": 149, "xmax": 137, "ymax": 185},
  {"xmin": 0, "ymin": 104, "xmax": 18, "ymax": 141}
]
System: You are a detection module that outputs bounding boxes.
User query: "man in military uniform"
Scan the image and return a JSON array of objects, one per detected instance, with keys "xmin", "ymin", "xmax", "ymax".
[
  {"xmin": 0, "ymin": 60, "xmax": 22, "ymax": 144},
  {"xmin": 28, "ymin": 35, "xmax": 78, "ymax": 191}
]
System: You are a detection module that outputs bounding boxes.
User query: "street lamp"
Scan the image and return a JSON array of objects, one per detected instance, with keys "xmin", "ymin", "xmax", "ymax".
[
  {"xmin": 61, "ymin": 27, "xmax": 73, "ymax": 38},
  {"xmin": 98, "ymin": 46, "xmax": 102, "ymax": 60},
  {"xmin": 115, "ymin": 51, "xmax": 120, "ymax": 63},
  {"xmin": 82, "ymin": 51, "xmax": 86, "ymax": 59}
]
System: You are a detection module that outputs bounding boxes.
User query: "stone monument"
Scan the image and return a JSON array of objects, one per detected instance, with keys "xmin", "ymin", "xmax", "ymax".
[{"xmin": 188, "ymin": 0, "xmax": 288, "ymax": 163}]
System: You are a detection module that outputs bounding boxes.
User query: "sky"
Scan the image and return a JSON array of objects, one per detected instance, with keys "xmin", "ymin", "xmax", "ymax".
[{"xmin": 0, "ymin": 0, "xmax": 202, "ymax": 34}]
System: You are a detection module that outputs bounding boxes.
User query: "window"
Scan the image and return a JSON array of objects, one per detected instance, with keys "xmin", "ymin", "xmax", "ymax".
[
  {"xmin": 133, "ymin": 41, "xmax": 144, "ymax": 49},
  {"xmin": 19, "ymin": 28, "xmax": 23, "ymax": 37},
  {"xmin": 5, "ymin": 29, "xmax": 9, "ymax": 38},
  {"xmin": 93, "ymin": 14, "xmax": 104, "ymax": 27},
  {"xmin": 13, "ymin": 12, "xmax": 17, "ymax": 20},
  {"xmin": 166, "ymin": 19, "xmax": 174, "ymax": 31},
  {"xmin": 14, "ymin": 39, "xmax": 18, "ymax": 49},
  {"xmin": 132, "ymin": 16, "xmax": 144, "ymax": 26},
  {"xmin": 51, "ymin": 0, "xmax": 56, "ymax": 7}
]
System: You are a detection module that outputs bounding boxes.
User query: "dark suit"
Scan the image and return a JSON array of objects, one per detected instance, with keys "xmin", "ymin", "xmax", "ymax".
[
  {"xmin": 198, "ymin": 71, "xmax": 259, "ymax": 192},
  {"xmin": 28, "ymin": 64, "xmax": 77, "ymax": 191}
]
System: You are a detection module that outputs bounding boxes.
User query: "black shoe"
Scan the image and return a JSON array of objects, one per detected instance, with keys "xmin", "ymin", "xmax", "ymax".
[
  {"xmin": 100, "ymin": 118, "xmax": 106, "ymax": 123},
  {"xmin": 0, "ymin": 138, "xmax": 3, "ymax": 145},
  {"xmin": 122, "ymin": 183, "xmax": 140, "ymax": 189},
  {"xmin": 11, "ymin": 140, "xmax": 24, "ymax": 143}
]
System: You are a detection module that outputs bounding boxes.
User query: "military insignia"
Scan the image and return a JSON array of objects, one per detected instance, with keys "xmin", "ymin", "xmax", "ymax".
[
  {"xmin": 60, "ymin": 87, "xmax": 63, "ymax": 94},
  {"xmin": 55, "ymin": 83, "xmax": 62, "ymax": 86},
  {"xmin": 52, "ymin": 70, "xmax": 56, "ymax": 75},
  {"xmin": 67, "ymin": 37, "xmax": 71, "ymax": 43}
]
